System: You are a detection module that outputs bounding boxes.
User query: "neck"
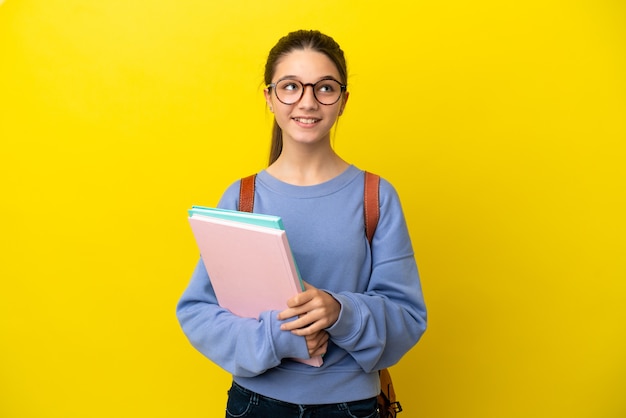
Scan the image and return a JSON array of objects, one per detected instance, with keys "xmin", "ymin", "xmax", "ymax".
[{"xmin": 267, "ymin": 147, "xmax": 349, "ymax": 186}]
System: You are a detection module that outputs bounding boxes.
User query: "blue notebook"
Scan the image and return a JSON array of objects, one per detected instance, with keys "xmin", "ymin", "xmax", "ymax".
[{"xmin": 189, "ymin": 206, "xmax": 285, "ymax": 230}]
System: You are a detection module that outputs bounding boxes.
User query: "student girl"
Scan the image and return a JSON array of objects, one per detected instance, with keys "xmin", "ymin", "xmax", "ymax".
[{"xmin": 177, "ymin": 29, "xmax": 427, "ymax": 418}]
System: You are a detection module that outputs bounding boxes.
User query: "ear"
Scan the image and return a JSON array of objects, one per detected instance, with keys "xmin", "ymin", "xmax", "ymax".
[
  {"xmin": 264, "ymin": 88, "xmax": 273, "ymax": 111},
  {"xmin": 338, "ymin": 91, "xmax": 349, "ymax": 116}
]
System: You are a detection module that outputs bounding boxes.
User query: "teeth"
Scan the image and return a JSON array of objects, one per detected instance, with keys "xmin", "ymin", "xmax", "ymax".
[{"xmin": 294, "ymin": 118, "xmax": 318, "ymax": 124}]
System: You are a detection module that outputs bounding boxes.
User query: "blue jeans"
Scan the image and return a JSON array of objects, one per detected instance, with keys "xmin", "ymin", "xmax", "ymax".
[{"xmin": 225, "ymin": 381, "xmax": 380, "ymax": 418}]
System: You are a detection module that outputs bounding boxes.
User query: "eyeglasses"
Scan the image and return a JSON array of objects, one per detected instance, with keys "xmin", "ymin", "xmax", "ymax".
[{"xmin": 267, "ymin": 78, "xmax": 347, "ymax": 106}]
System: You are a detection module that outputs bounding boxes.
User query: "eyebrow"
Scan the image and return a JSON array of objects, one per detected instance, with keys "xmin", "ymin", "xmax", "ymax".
[{"xmin": 277, "ymin": 75, "xmax": 340, "ymax": 82}]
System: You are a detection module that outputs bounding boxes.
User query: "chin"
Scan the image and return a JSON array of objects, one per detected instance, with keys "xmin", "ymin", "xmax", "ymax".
[{"xmin": 289, "ymin": 135, "xmax": 330, "ymax": 146}]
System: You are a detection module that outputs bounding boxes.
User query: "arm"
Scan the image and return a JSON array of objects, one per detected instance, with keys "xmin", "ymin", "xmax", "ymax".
[
  {"xmin": 176, "ymin": 182, "xmax": 312, "ymax": 377},
  {"xmin": 176, "ymin": 259, "xmax": 312, "ymax": 377},
  {"xmin": 281, "ymin": 180, "xmax": 427, "ymax": 372},
  {"xmin": 330, "ymin": 181, "xmax": 427, "ymax": 371}
]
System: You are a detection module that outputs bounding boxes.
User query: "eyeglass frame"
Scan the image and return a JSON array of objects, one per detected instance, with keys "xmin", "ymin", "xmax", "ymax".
[{"xmin": 267, "ymin": 77, "xmax": 348, "ymax": 106}]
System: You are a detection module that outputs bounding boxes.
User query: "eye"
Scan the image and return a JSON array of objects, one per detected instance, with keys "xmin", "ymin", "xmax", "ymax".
[
  {"xmin": 279, "ymin": 81, "xmax": 301, "ymax": 92},
  {"xmin": 318, "ymin": 84, "xmax": 333, "ymax": 92},
  {"xmin": 316, "ymin": 80, "xmax": 340, "ymax": 94}
]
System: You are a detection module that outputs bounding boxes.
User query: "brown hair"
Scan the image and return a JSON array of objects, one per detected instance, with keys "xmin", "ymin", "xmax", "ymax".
[{"xmin": 264, "ymin": 30, "xmax": 348, "ymax": 165}]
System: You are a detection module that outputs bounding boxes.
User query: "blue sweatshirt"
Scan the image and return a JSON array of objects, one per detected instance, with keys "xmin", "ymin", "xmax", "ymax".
[{"xmin": 176, "ymin": 165, "xmax": 427, "ymax": 404}]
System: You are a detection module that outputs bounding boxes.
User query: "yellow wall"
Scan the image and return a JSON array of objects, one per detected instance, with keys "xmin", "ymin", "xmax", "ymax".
[{"xmin": 1, "ymin": 1, "xmax": 624, "ymax": 417}]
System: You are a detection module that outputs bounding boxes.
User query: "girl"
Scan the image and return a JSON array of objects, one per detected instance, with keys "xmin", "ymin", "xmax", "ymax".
[{"xmin": 177, "ymin": 29, "xmax": 427, "ymax": 418}]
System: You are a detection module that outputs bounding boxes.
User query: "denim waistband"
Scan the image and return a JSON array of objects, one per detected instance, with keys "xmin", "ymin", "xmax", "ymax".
[{"xmin": 230, "ymin": 381, "xmax": 377, "ymax": 408}]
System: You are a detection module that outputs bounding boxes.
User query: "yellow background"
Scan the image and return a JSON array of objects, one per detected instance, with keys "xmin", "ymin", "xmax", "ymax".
[{"xmin": 1, "ymin": 0, "xmax": 624, "ymax": 417}]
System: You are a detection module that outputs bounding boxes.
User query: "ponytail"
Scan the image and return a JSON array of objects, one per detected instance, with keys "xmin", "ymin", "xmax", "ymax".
[{"xmin": 268, "ymin": 120, "xmax": 283, "ymax": 165}]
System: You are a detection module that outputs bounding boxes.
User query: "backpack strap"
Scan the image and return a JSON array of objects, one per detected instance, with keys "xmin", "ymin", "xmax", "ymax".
[
  {"xmin": 378, "ymin": 367, "xmax": 403, "ymax": 417},
  {"xmin": 238, "ymin": 174, "xmax": 256, "ymax": 212},
  {"xmin": 364, "ymin": 171, "xmax": 380, "ymax": 245}
]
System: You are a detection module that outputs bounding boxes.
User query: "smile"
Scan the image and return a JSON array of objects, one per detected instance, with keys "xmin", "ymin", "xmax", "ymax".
[{"xmin": 293, "ymin": 117, "xmax": 320, "ymax": 124}]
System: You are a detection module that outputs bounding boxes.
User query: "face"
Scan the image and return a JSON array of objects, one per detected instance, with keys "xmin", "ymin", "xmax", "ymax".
[{"xmin": 264, "ymin": 49, "xmax": 348, "ymax": 148}]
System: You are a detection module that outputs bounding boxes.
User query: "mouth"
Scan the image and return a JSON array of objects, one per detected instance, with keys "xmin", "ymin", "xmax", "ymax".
[{"xmin": 292, "ymin": 117, "xmax": 320, "ymax": 125}]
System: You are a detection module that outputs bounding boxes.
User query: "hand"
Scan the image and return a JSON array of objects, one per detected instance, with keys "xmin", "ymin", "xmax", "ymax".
[{"xmin": 277, "ymin": 281, "xmax": 341, "ymax": 337}]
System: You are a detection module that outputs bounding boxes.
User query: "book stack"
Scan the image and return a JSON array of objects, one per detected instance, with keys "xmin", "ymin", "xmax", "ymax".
[{"xmin": 187, "ymin": 206, "xmax": 322, "ymax": 367}]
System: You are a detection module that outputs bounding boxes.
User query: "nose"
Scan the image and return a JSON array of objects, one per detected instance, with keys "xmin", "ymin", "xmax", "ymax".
[{"xmin": 298, "ymin": 84, "xmax": 318, "ymax": 108}]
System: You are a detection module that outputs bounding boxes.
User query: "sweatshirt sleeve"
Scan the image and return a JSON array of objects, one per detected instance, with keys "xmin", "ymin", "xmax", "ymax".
[
  {"xmin": 175, "ymin": 182, "xmax": 311, "ymax": 377},
  {"xmin": 325, "ymin": 179, "xmax": 427, "ymax": 372}
]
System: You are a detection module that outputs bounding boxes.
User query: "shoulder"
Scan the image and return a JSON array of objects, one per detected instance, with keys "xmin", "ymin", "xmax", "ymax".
[
  {"xmin": 363, "ymin": 171, "xmax": 401, "ymax": 204},
  {"xmin": 216, "ymin": 175, "xmax": 255, "ymax": 211},
  {"xmin": 361, "ymin": 172, "xmax": 406, "ymax": 226}
]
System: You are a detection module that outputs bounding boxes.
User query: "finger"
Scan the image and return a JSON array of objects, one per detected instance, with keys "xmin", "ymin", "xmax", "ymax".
[
  {"xmin": 281, "ymin": 308, "xmax": 329, "ymax": 332},
  {"xmin": 289, "ymin": 321, "xmax": 325, "ymax": 336},
  {"xmin": 305, "ymin": 330, "xmax": 328, "ymax": 346},
  {"xmin": 305, "ymin": 332, "xmax": 329, "ymax": 354},
  {"xmin": 308, "ymin": 340, "xmax": 328, "ymax": 357},
  {"xmin": 285, "ymin": 290, "xmax": 315, "ymax": 309},
  {"xmin": 281, "ymin": 315, "xmax": 320, "ymax": 333},
  {"xmin": 286, "ymin": 310, "xmax": 336, "ymax": 333},
  {"xmin": 277, "ymin": 305, "xmax": 309, "ymax": 321}
]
